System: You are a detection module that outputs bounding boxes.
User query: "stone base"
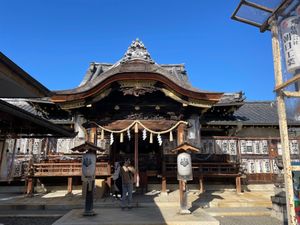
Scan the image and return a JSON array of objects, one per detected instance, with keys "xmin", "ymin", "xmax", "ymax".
[
  {"xmin": 271, "ymin": 188, "xmax": 287, "ymax": 223},
  {"xmin": 159, "ymin": 191, "xmax": 169, "ymax": 196},
  {"xmin": 65, "ymin": 192, "xmax": 74, "ymax": 197},
  {"xmin": 52, "ymin": 207, "xmax": 219, "ymax": 225},
  {"xmin": 83, "ymin": 210, "xmax": 96, "ymax": 216},
  {"xmin": 179, "ymin": 209, "xmax": 191, "ymax": 215}
]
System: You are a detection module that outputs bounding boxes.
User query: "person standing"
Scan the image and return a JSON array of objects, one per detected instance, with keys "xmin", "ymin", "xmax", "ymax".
[
  {"xmin": 112, "ymin": 161, "xmax": 122, "ymax": 199},
  {"xmin": 120, "ymin": 158, "xmax": 135, "ymax": 209}
]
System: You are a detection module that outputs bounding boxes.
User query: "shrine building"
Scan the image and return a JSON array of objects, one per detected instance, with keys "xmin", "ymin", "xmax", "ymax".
[{"xmin": 1, "ymin": 39, "xmax": 300, "ymax": 194}]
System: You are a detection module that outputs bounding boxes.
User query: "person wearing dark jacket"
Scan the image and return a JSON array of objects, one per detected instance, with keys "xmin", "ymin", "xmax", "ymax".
[{"xmin": 120, "ymin": 158, "xmax": 135, "ymax": 209}]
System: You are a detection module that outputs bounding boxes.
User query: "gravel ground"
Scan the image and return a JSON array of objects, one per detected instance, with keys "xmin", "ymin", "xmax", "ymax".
[
  {"xmin": 0, "ymin": 217, "xmax": 60, "ymax": 225},
  {"xmin": 216, "ymin": 216, "xmax": 284, "ymax": 225}
]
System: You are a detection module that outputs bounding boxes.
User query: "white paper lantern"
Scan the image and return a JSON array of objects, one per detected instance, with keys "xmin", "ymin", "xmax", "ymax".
[{"xmin": 177, "ymin": 152, "xmax": 192, "ymax": 177}]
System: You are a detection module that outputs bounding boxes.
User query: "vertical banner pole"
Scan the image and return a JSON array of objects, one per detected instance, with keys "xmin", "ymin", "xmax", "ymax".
[{"xmin": 271, "ymin": 21, "xmax": 297, "ymax": 225}]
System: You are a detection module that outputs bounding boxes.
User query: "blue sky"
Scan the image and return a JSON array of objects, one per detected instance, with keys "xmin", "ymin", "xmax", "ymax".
[{"xmin": 0, "ymin": 0, "xmax": 275, "ymax": 100}]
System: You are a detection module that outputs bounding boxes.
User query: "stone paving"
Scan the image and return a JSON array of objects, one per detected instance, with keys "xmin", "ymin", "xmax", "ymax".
[
  {"xmin": 0, "ymin": 216, "xmax": 284, "ymax": 225},
  {"xmin": 215, "ymin": 216, "xmax": 282, "ymax": 225},
  {"xmin": 0, "ymin": 189, "xmax": 273, "ymax": 210},
  {"xmin": 0, "ymin": 217, "xmax": 60, "ymax": 225},
  {"xmin": 0, "ymin": 188, "xmax": 279, "ymax": 225},
  {"xmin": 52, "ymin": 207, "xmax": 220, "ymax": 225}
]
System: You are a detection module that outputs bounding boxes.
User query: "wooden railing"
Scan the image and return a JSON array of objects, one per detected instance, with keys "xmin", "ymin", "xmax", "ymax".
[
  {"xmin": 194, "ymin": 162, "xmax": 240, "ymax": 175},
  {"xmin": 165, "ymin": 162, "xmax": 240, "ymax": 177},
  {"xmin": 32, "ymin": 162, "xmax": 111, "ymax": 177}
]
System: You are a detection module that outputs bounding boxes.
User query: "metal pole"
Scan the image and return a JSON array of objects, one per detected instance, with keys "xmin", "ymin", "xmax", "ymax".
[{"xmin": 271, "ymin": 21, "xmax": 297, "ymax": 225}]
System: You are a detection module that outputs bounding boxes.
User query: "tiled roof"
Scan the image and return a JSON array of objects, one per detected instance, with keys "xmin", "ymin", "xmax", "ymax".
[
  {"xmin": 56, "ymin": 39, "xmax": 218, "ymax": 96},
  {"xmin": 234, "ymin": 101, "xmax": 279, "ymax": 125},
  {"xmin": 1, "ymin": 98, "xmax": 45, "ymax": 118},
  {"xmin": 0, "ymin": 98, "xmax": 72, "ymax": 124},
  {"xmin": 79, "ymin": 39, "xmax": 190, "ymax": 88},
  {"xmin": 203, "ymin": 101, "xmax": 300, "ymax": 126},
  {"xmin": 0, "ymin": 99, "xmax": 74, "ymax": 137},
  {"xmin": 217, "ymin": 92, "xmax": 245, "ymax": 105}
]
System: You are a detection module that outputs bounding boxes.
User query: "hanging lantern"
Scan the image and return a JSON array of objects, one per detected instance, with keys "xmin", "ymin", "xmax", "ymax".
[
  {"xmin": 142, "ymin": 129, "xmax": 147, "ymax": 140},
  {"xmin": 150, "ymin": 132, "xmax": 153, "ymax": 144},
  {"xmin": 120, "ymin": 132, "xmax": 124, "ymax": 143},
  {"xmin": 169, "ymin": 131, "xmax": 173, "ymax": 142},
  {"xmin": 127, "ymin": 129, "xmax": 131, "ymax": 140},
  {"xmin": 101, "ymin": 129, "xmax": 104, "ymax": 140},
  {"xmin": 110, "ymin": 133, "xmax": 114, "ymax": 145},
  {"xmin": 134, "ymin": 123, "xmax": 139, "ymax": 133}
]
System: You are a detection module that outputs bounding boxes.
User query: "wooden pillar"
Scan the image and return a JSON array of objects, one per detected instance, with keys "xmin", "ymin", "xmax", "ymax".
[
  {"xmin": 90, "ymin": 128, "xmax": 97, "ymax": 144},
  {"xmin": 177, "ymin": 124, "xmax": 185, "ymax": 145},
  {"xmin": 199, "ymin": 175, "xmax": 204, "ymax": 194},
  {"xmin": 26, "ymin": 178, "xmax": 34, "ymax": 196},
  {"xmin": 161, "ymin": 146, "xmax": 167, "ymax": 193},
  {"xmin": 134, "ymin": 130, "xmax": 139, "ymax": 187},
  {"xmin": 106, "ymin": 162, "xmax": 112, "ymax": 188},
  {"xmin": 0, "ymin": 138, "xmax": 6, "ymax": 177},
  {"xmin": 177, "ymin": 123, "xmax": 186, "ymax": 211},
  {"xmin": 45, "ymin": 138, "xmax": 49, "ymax": 156},
  {"xmin": 8, "ymin": 139, "xmax": 17, "ymax": 180},
  {"xmin": 235, "ymin": 176, "xmax": 241, "ymax": 194},
  {"xmin": 112, "ymin": 138, "xmax": 116, "ymax": 164},
  {"xmin": 179, "ymin": 180, "xmax": 184, "ymax": 205},
  {"xmin": 67, "ymin": 177, "xmax": 73, "ymax": 195},
  {"xmin": 161, "ymin": 176, "xmax": 167, "ymax": 193}
]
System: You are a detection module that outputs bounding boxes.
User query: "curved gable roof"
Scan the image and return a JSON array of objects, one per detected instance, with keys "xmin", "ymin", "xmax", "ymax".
[{"xmin": 51, "ymin": 39, "xmax": 223, "ymax": 107}]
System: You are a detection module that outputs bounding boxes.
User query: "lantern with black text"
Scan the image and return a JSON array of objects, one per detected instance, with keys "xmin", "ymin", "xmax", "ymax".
[{"xmin": 177, "ymin": 152, "xmax": 193, "ymax": 181}]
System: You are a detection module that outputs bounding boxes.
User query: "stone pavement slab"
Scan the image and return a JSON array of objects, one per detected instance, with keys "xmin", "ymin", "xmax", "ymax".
[
  {"xmin": 0, "ymin": 189, "xmax": 273, "ymax": 212},
  {"xmin": 52, "ymin": 207, "xmax": 219, "ymax": 225},
  {"xmin": 203, "ymin": 207, "xmax": 271, "ymax": 217},
  {"xmin": 215, "ymin": 216, "xmax": 282, "ymax": 225}
]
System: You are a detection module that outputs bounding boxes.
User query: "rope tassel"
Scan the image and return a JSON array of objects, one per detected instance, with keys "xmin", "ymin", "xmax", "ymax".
[
  {"xmin": 101, "ymin": 129, "xmax": 104, "ymax": 140},
  {"xmin": 157, "ymin": 133, "xmax": 162, "ymax": 146},
  {"xmin": 134, "ymin": 123, "xmax": 139, "ymax": 133},
  {"xmin": 150, "ymin": 132, "xmax": 153, "ymax": 144},
  {"xmin": 120, "ymin": 132, "xmax": 124, "ymax": 143},
  {"xmin": 127, "ymin": 129, "xmax": 131, "ymax": 140},
  {"xmin": 110, "ymin": 133, "xmax": 114, "ymax": 145},
  {"xmin": 169, "ymin": 131, "xmax": 173, "ymax": 142},
  {"xmin": 142, "ymin": 129, "xmax": 147, "ymax": 140}
]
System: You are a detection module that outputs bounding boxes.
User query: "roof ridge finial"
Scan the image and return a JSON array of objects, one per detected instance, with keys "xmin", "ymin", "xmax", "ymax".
[{"xmin": 120, "ymin": 39, "xmax": 154, "ymax": 64}]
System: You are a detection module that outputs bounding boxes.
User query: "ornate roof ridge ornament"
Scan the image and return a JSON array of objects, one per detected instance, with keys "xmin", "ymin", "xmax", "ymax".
[{"xmin": 120, "ymin": 38, "xmax": 154, "ymax": 64}]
